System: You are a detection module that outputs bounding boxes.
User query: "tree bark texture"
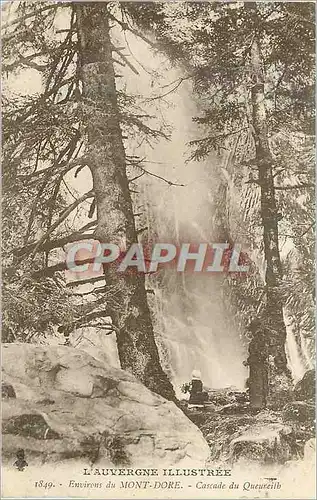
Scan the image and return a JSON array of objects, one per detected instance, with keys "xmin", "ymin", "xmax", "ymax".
[
  {"xmin": 248, "ymin": 5, "xmax": 292, "ymax": 408},
  {"xmin": 76, "ymin": 2, "xmax": 175, "ymax": 401}
]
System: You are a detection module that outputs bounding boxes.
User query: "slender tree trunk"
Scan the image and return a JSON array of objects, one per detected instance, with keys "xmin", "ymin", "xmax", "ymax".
[
  {"xmin": 76, "ymin": 2, "xmax": 175, "ymax": 401},
  {"xmin": 248, "ymin": 8, "xmax": 292, "ymax": 407}
]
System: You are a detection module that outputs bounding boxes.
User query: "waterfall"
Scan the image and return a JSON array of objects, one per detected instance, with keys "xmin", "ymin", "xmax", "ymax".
[
  {"xmin": 284, "ymin": 310, "xmax": 307, "ymax": 382},
  {"xmin": 138, "ymin": 118, "xmax": 249, "ymax": 393},
  {"xmin": 117, "ymin": 36, "xmax": 249, "ymax": 393},
  {"xmin": 66, "ymin": 33, "xmax": 249, "ymax": 393},
  {"xmin": 65, "ymin": 33, "xmax": 311, "ymax": 394}
]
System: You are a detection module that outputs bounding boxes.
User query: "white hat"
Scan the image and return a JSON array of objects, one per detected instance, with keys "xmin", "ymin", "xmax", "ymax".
[{"xmin": 191, "ymin": 369, "xmax": 202, "ymax": 380}]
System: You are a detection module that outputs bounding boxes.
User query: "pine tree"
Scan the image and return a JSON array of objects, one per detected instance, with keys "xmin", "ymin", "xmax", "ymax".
[
  {"xmin": 2, "ymin": 1, "xmax": 175, "ymax": 400},
  {"xmin": 124, "ymin": 1, "xmax": 315, "ymax": 406}
]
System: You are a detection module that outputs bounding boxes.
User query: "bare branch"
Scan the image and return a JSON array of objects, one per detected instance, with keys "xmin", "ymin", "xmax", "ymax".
[
  {"xmin": 78, "ymin": 220, "xmax": 98, "ymax": 233},
  {"xmin": 32, "ymin": 256, "xmax": 96, "ymax": 278},
  {"xmin": 88, "ymin": 198, "xmax": 96, "ymax": 219},
  {"xmin": 19, "ymin": 156, "xmax": 88, "ymax": 181},
  {"xmin": 2, "ymin": 4, "xmax": 59, "ymax": 31},
  {"xmin": 31, "ymin": 190, "xmax": 94, "ymax": 256},
  {"xmin": 15, "ymin": 232, "xmax": 95, "ymax": 257},
  {"xmin": 146, "ymin": 77, "xmax": 187, "ymax": 101},
  {"xmin": 128, "ymin": 172, "xmax": 145, "ymax": 183},
  {"xmin": 134, "ymin": 164, "xmax": 185, "ymax": 187},
  {"xmin": 136, "ymin": 227, "xmax": 148, "ymax": 235},
  {"xmin": 107, "ymin": 11, "xmax": 158, "ymax": 50},
  {"xmin": 3, "ymin": 54, "xmax": 47, "ymax": 73},
  {"xmin": 58, "ymin": 310, "xmax": 111, "ymax": 334},
  {"xmin": 299, "ymin": 222, "xmax": 315, "ymax": 238},
  {"xmin": 112, "ymin": 48, "xmax": 140, "ymax": 75}
]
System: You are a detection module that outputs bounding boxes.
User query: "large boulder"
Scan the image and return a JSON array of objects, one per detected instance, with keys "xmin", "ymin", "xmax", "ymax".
[
  {"xmin": 229, "ymin": 422, "xmax": 296, "ymax": 465},
  {"xmin": 2, "ymin": 343, "xmax": 210, "ymax": 467}
]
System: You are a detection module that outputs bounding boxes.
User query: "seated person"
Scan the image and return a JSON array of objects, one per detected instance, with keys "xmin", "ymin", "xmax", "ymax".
[{"xmin": 188, "ymin": 370, "xmax": 208, "ymax": 405}]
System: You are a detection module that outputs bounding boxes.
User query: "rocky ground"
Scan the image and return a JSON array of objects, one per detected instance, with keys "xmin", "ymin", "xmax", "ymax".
[
  {"xmin": 2, "ymin": 342, "xmax": 315, "ymax": 471},
  {"xmin": 181, "ymin": 371, "xmax": 315, "ymax": 467}
]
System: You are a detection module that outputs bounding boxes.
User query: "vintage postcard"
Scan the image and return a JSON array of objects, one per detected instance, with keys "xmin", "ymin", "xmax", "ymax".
[{"xmin": 1, "ymin": 0, "xmax": 315, "ymax": 499}]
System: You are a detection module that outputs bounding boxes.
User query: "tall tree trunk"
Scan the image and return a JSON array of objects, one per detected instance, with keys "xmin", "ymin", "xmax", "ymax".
[
  {"xmin": 76, "ymin": 2, "xmax": 175, "ymax": 401},
  {"xmin": 248, "ymin": 6, "xmax": 292, "ymax": 408}
]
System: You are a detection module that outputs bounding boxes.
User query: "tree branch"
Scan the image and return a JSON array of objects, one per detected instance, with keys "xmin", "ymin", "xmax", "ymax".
[
  {"xmin": 58, "ymin": 310, "xmax": 111, "ymax": 334},
  {"xmin": 31, "ymin": 190, "xmax": 94, "ymax": 256},
  {"xmin": 15, "ymin": 232, "xmax": 95, "ymax": 257},
  {"xmin": 3, "ymin": 53, "xmax": 47, "ymax": 72},
  {"xmin": 299, "ymin": 222, "xmax": 315, "ymax": 238},
  {"xmin": 135, "ymin": 164, "xmax": 185, "ymax": 187},
  {"xmin": 146, "ymin": 77, "xmax": 187, "ymax": 101},
  {"xmin": 128, "ymin": 172, "xmax": 145, "ymax": 183},
  {"xmin": 2, "ymin": 4, "xmax": 60, "ymax": 31},
  {"xmin": 107, "ymin": 11, "xmax": 158, "ymax": 49},
  {"xmin": 19, "ymin": 156, "xmax": 88, "ymax": 181},
  {"xmin": 32, "ymin": 256, "xmax": 96, "ymax": 278}
]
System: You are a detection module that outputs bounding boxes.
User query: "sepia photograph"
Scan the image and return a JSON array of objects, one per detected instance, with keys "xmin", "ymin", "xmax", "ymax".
[{"xmin": 1, "ymin": 1, "xmax": 315, "ymax": 498}]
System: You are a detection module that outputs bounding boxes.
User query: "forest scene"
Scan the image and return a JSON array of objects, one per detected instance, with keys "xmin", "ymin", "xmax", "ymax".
[{"xmin": 1, "ymin": 1, "xmax": 315, "ymax": 496}]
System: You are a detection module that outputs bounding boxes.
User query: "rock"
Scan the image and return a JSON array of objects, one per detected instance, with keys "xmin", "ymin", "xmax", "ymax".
[
  {"xmin": 207, "ymin": 388, "xmax": 238, "ymax": 406},
  {"xmin": 218, "ymin": 403, "xmax": 250, "ymax": 415},
  {"xmin": 254, "ymin": 409, "xmax": 283, "ymax": 423},
  {"xmin": 304, "ymin": 438, "xmax": 315, "ymax": 461},
  {"xmin": 228, "ymin": 390, "xmax": 249, "ymax": 404},
  {"xmin": 2, "ymin": 382, "xmax": 16, "ymax": 399},
  {"xmin": 282, "ymin": 401, "xmax": 315, "ymax": 455},
  {"xmin": 283, "ymin": 401, "xmax": 315, "ymax": 423},
  {"xmin": 2, "ymin": 343, "xmax": 210, "ymax": 467},
  {"xmin": 294, "ymin": 369, "xmax": 315, "ymax": 401},
  {"xmin": 229, "ymin": 423, "xmax": 296, "ymax": 465}
]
